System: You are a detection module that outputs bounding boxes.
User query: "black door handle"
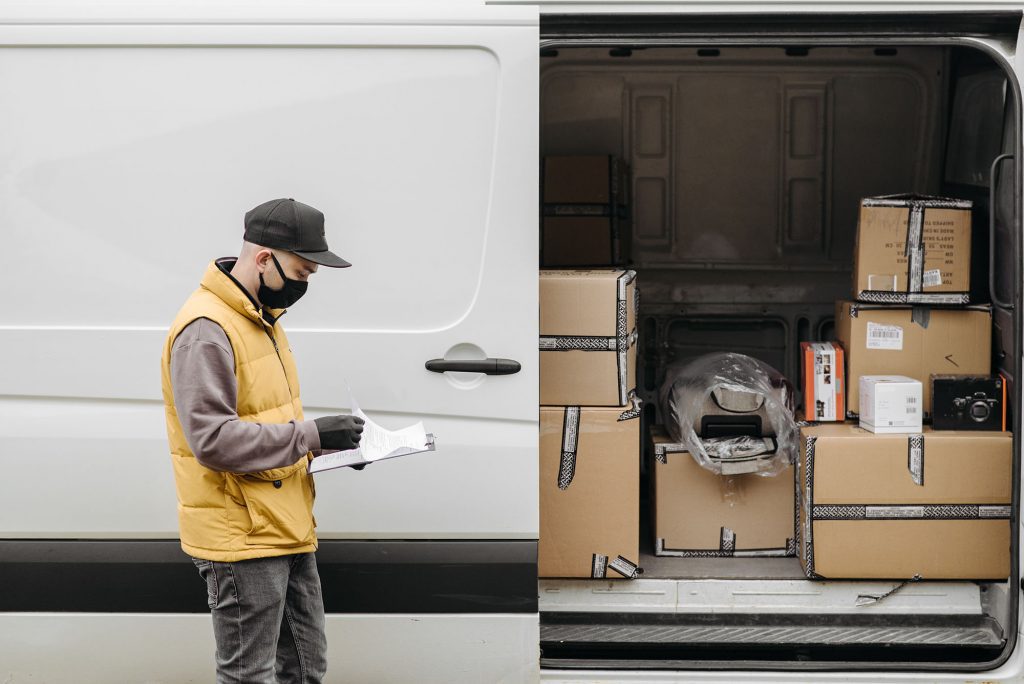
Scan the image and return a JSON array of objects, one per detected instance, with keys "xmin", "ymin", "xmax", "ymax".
[{"xmin": 425, "ymin": 358, "xmax": 521, "ymax": 375}]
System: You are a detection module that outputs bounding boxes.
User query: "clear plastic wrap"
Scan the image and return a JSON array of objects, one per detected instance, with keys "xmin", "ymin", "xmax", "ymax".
[{"xmin": 659, "ymin": 352, "xmax": 797, "ymax": 476}]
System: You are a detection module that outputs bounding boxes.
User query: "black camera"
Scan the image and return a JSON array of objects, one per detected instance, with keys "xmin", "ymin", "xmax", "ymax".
[{"xmin": 932, "ymin": 375, "xmax": 1005, "ymax": 431}]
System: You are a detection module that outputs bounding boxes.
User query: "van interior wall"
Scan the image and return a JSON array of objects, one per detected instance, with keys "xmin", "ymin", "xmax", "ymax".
[{"xmin": 539, "ymin": 44, "xmax": 1010, "ymax": 424}]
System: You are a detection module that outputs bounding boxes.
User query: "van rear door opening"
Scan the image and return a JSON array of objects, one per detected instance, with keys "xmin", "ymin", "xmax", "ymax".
[{"xmin": 538, "ymin": 21, "xmax": 1020, "ymax": 674}]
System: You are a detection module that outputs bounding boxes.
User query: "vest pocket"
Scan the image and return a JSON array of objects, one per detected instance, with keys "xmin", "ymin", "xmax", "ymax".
[{"xmin": 230, "ymin": 464, "xmax": 315, "ymax": 547}]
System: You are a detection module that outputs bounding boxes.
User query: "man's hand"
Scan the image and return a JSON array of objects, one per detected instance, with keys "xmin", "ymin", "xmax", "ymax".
[{"xmin": 314, "ymin": 414, "xmax": 365, "ymax": 450}]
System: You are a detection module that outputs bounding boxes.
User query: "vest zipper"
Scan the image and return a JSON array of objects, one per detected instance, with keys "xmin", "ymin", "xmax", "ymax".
[{"xmin": 263, "ymin": 325, "xmax": 295, "ymax": 397}]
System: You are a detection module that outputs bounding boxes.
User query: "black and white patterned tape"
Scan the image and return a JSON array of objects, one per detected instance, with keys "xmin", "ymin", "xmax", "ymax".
[
  {"xmin": 720, "ymin": 527, "xmax": 736, "ymax": 554},
  {"xmin": 857, "ymin": 290, "xmax": 970, "ymax": 305},
  {"xmin": 618, "ymin": 391, "xmax": 643, "ymax": 421},
  {"xmin": 906, "ymin": 204, "xmax": 925, "ymax": 295},
  {"xmin": 539, "ymin": 335, "xmax": 617, "ymax": 351},
  {"xmin": 803, "ymin": 435, "xmax": 818, "ymax": 578},
  {"xmin": 908, "ymin": 434, "xmax": 924, "ymax": 486},
  {"xmin": 591, "ymin": 553, "xmax": 608, "ymax": 579},
  {"xmin": 812, "ymin": 504, "xmax": 1011, "ymax": 520},
  {"xmin": 557, "ymin": 407, "xmax": 581, "ymax": 490}
]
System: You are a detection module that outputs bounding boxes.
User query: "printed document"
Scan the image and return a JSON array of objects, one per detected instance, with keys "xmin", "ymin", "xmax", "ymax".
[{"xmin": 310, "ymin": 390, "xmax": 434, "ymax": 473}]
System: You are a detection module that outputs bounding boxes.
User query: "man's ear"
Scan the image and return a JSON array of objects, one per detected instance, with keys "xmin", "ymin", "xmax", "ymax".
[{"xmin": 254, "ymin": 249, "xmax": 273, "ymax": 273}]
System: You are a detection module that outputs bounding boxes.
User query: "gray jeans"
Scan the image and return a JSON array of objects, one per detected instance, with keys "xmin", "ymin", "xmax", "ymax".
[{"xmin": 192, "ymin": 553, "xmax": 328, "ymax": 684}]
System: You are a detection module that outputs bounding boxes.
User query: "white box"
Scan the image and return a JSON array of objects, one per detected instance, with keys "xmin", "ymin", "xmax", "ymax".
[{"xmin": 859, "ymin": 375, "xmax": 923, "ymax": 434}]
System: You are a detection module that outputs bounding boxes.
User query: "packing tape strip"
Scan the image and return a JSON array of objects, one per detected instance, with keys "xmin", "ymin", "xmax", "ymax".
[
  {"xmin": 618, "ymin": 391, "xmax": 642, "ymax": 421},
  {"xmin": 557, "ymin": 407, "xmax": 581, "ymax": 490},
  {"xmin": 591, "ymin": 553, "xmax": 608, "ymax": 579},
  {"xmin": 908, "ymin": 434, "xmax": 924, "ymax": 486},
  {"xmin": 608, "ymin": 555, "xmax": 641, "ymax": 579},
  {"xmin": 811, "ymin": 504, "xmax": 1011, "ymax": 520}
]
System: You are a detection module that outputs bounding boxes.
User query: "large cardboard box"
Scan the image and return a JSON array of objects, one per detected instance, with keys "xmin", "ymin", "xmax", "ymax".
[
  {"xmin": 652, "ymin": 429, "xmax": 796, "ymax": 558},
  {"xmin": 539, "ymin": 404, "xmax": 642, "ymax": 578},
  {"xmin": 835, "ymin": 301, "xmax": 991, "ymax": 417},
  {"xmin": 542, "ymin": 155, "xmax": 630, "ymax": 267},
  {"xmin": 799, "ymin": 423, "xmax": 1011, "ymax": 580},
  {"xmin": 853, "ymin": 194, "xmax": 972, "ymax": 304},
  {"xmin": 540, "ymin": 269, "xmax": 638, "ymax": 406}
]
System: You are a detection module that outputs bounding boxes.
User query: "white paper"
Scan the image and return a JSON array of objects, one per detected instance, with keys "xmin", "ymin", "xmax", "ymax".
[
  {"xmin": 310, "ymin": 387, "xmax": 433, "ymax": 474},
  {"xmin": 865, "ymin": 322, "xmax": 903, "ymax": 351}
]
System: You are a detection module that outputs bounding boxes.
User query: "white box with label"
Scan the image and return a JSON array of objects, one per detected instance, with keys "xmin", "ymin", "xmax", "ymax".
[{"xmin": 859, "ymin": 375, "xmax": 923, "ymax": 434}]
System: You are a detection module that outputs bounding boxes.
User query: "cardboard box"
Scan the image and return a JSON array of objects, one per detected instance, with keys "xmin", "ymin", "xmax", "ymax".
[
  {"xmin": 853, "ymin": 194, "xmax": 972, "ymax": 304},
  {"xmin": 835, "ymin": 301, "xmax": 991, "ymax": 417},
  {"xmin": 540, "ymin": 269, "xmax": 638, "ymax": 406},
  {"xmin": 859, "ymin": 375, "xmax": 922, "ymax": 434},
  {"xmin": 800, "ymin": 341, "xmax": 845, "ymax": 421},
  {"xmin": 542, "ymin": 155, "xmax": 630, "ymax": 267},
  {"xmin": 539, "ymin": 403, "xmax": 642, "ymax": 578},
  {"xmin": 652, "ymin": 428, "xmax": 796, "ymax": 558},
  {"xmin": 799, "ymin": 423, "xmax": 1011, "ymax": 580}
]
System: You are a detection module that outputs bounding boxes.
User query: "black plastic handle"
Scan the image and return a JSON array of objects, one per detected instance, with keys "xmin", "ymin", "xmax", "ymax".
[
  {"xmin": 425, "ymin": 358, "xmax": 521, "ymax": 375},
  {"xmin": 990, "ymin": 153, "xmax": 1015, "ymax": 310}
]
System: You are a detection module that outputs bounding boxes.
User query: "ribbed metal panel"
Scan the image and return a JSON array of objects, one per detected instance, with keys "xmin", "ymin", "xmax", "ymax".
[{"xmin": 542, "ymin": 621, "xmax": 1001, "ymax": 646}]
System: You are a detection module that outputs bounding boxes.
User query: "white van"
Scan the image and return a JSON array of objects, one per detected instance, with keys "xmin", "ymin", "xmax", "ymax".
[{"xmin": 0, "ymin": 1, "xmax": 1021, "ymax": 682}]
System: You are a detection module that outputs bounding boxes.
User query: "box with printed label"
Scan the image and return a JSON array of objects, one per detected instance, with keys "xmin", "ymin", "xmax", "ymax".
[
  {"xmin": 853, "ymin": 194, "xmax": 972, "ymax": 304},
  {"xmin": 859, "ymin": 376, "xmax": 923, "ymax": 434},
  {"xmin": 539, "ymin": 401, "xmax": 642, "ymax": 579},
  {"xmin": 798, "ymin": 424, "xmax": 1011, "ymax": 580},
  {"xmin": 800, "ymin": 341, "xmax": 845, "ymax": 421},
  {"xmin": 540, "ymin": 269, "xmax": 638, "ymax": 406},
  {"xmin": 651, "ymin": 428, "xmax": 796, "ymax": 558},
  {"xmin": 835, "ymin": 301, "xmax": 991, "ymax": 418},
  {"xmin": 542, "ymin": 155, "xmax": 630, "ymax": 267}
]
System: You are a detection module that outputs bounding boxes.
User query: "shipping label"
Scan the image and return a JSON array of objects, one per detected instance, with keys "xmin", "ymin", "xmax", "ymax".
[
  {"xmin": 922, "ymin": 269, "xmax": 943, "ymax": 288},
  {"xmin": 866, "ymin": 322, "xmax": 904, "ymax": 350}
]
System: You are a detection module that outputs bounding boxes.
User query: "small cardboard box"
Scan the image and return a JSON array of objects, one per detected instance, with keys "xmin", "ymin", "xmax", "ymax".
[
  {"xmin": 835, "ymin": 301, "xmax": 991, "ymax": 418},
  {"xmin": 800, "ymin": 341, "xmax": 845, "ymax": 421},
  {"xmin": 539, "ymin": 403, "xmax": 642, "ymax": 579},
  {"xmin": 652, "ymin": 429, "xmax": 796, "ymax": 558},
  {"xmin": 799, "ymin": 423, "xmax": 1011, "ymax": 580},
  {"xmin": 540, "ymin": 269, "xmax": 638, "ymax": 406},
  {"xmin": 542, "ymin": 155, "xmax": 630, "ymax": 267},
  {"xmin": 859, "ymin": 375, "xmax": 923, "ymax": 434},
  {"xmin": 853, "ymin": 194, "xmax": 972, "ymax": 304}
]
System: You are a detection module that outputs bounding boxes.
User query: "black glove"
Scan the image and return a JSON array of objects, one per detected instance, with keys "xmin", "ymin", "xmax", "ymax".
[{"xmin": 314, "ymin": 415, "xmax": 365, "ymax": 451}]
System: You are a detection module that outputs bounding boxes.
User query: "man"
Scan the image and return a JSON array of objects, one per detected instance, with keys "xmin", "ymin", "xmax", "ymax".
[{"xmin": 159, "ymin": 198, "xmax": 365, "ymax": 683}]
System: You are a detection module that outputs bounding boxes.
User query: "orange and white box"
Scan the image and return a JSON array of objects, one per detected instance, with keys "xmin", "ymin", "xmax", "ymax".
[{"xmin": 801, "ymin": 342, "xmax": 845, "ymax": 422}]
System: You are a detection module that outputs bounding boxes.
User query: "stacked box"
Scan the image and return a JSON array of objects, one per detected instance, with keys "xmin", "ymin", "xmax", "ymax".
[
  {"xmin": 540, "ymin": 269, "xmax": 638, "ymax": 407},
  {"xmin": 541, "ymin": 156, "xmax": 630, "ymax": 267},
  {"xmin": 798, "ymin": 424, "xmax": 1011, "ymax": 580},
  {"xmin": 539, "ymin": 268, "xmax": 641, "ymax": 578},
  {"xmin": 652, "ymin": 428, "xmax": 796, "ymax": 558},
  {"xmin": 835, "ymin": 300, "xmax": 991, "ymax": 418},
  {"xmin": 852, "ymin": 194, "xmax": 972, "ymax": 304}
]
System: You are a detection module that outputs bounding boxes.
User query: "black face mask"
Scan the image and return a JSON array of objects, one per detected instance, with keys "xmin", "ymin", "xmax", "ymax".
[{"xmin": 258, "ymin": 253, "xmax": 308, "ymax": 309}]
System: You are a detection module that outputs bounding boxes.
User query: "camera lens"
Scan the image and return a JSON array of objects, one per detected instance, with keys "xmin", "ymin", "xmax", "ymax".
[{"xmin": 970, "ymin": 401, "xmax": 990, "ymax": 422}]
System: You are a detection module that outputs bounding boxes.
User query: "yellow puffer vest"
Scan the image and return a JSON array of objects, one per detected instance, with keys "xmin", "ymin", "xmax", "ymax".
[{"xmin": 160, "ymin": 260, "xmax": 316, "ymax": 562}]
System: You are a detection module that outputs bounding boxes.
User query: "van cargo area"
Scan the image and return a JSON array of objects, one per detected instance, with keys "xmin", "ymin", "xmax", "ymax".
[{"xmin": 537, "ymin": 40, "xmax": 1020, "ymax": 671}]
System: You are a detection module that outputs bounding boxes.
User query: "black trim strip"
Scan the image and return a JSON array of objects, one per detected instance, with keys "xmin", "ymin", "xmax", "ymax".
[
  {"xmin": 0, "ymin": 539, "xmax": 538, "ymax": 614},
  {"xmin": 540, "ymin": 13, "xmax": 1023, "ymax": 41}
]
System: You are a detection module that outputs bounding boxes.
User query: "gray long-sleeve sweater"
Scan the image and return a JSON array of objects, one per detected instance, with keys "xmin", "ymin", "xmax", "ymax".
[{"xmin": 169, "ymin": 316, "xmax": 321, "ymax": 474}]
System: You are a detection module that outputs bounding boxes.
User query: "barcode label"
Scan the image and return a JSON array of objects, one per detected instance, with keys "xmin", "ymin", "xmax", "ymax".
[
  {"xmin": 907, "ymin": 397, "xmax": 917, "ymax": 404},
  {"xmin": 922, "ymin": 269, "xmax": 943, "ymax": 287},
  {"xmin": 866, "ymin": 322, "xmax": 903, "ymax": 350},
  {"xmin": 907, "ymin": 407, "xmax": 917, "ymax": 414}
]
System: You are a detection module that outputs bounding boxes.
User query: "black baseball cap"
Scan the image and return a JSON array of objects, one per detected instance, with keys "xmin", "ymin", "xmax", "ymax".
[{"xmin": 243, "ymin": 198, "xmax": 351, "ymax": 268}]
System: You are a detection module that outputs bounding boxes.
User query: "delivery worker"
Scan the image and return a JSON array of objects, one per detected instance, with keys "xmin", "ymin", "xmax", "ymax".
[{"xmin": 160, "ymin": 198, "xmax": 365, "ymax": 683}]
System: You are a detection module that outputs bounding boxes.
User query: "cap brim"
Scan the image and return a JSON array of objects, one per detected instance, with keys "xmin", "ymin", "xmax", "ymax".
[{"xmin": 292, "ymin": 249, "xmax": 352, "ymax": 268}]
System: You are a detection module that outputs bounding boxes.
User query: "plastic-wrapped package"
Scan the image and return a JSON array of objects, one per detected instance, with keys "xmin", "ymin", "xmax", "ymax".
[{"xmin": 659, "ymin": 352, "xmax": 797, "ymax": 476}]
